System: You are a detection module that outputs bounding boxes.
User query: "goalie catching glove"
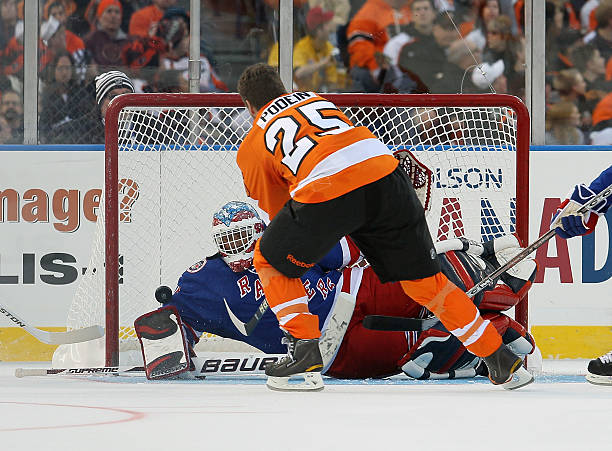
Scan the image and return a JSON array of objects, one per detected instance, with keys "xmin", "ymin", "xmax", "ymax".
[
  {"xmin": 134, "ymin": 306, "xmax": 194, "ymax": 380},
  {"xmin": 436, "ymin": 234, "xmax": 537, "ymax": 310},
  {"xmin": 551, "ymin": 184, "xmax": 610, "ymax": 239}
]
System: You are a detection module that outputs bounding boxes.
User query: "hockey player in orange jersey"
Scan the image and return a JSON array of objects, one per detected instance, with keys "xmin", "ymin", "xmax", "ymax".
[{"xmin": 236, "ymin": 63, "xmax": 532, "ymax": 391}]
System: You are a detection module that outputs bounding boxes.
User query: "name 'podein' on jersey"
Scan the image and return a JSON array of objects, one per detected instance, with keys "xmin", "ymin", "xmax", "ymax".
[{"xmin": 168, "ymin": 239, "xmax": 358, "ymax": 354}]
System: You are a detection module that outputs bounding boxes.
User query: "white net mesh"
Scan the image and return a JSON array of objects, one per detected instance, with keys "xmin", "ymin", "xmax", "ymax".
[{"xmin": 54, "ymin": 95, "xmax": 526, "ymax": 367}]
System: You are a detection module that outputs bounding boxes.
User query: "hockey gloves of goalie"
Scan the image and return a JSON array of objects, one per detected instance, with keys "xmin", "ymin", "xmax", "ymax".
[
  {"xmin": 436, "ymin": 235, "xmax": 537, "ymax": 311},
  {"xmin": 398, "ymin": 313, "xmax": 535, "ymax": 380},
  {"xmin": 134, "ymin": 306, "xmax": 193, "ymax": 380},
  {"xmin": 478, "ymin": 234, "xmax": 537, "ymax": 305},
  {"xmin": 551, "ymin": 184, "xmax": 609, "ymax": 239}
]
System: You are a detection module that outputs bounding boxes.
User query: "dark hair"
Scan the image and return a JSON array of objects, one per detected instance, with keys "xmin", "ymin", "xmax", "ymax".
[
  {"xmin": 570, "ymin": 43, "xmax": 597, "ymax": 72},
  {"xmin": 475, "ymin": 0, "xmax": 500, "ymax": 31},
  {"xmin": 42, "ymin": 50, "xmax": 74, "ymax": 85},
  {"xmin": 411, "ymin": 0, "xmax": 434, "ymax": 10},
  {"xmin": 433, "ymin": 12, "xmax": 456, "ymax": 31},
  {"xmin": 237, "ymin": 63, "xmax": 287, "ymax": 111},
  {"xmin": 595, "ymin": 3, "xmax": 612, "ymax": 29}
]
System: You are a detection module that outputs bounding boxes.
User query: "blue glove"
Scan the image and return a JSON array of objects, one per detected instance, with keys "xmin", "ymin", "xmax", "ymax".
[{"xmin": 550, "ymin": 184, "xmax": 601, "ymax": 239}]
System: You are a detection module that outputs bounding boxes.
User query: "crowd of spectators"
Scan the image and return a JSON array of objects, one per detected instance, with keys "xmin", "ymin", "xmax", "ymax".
[
  {"xmin": 0, "ymin": 0, "xmax": 230, "ymax": 144},
  {"xmin": 0, "ymin": 0, "xmax": 611, "ymax": 145}
]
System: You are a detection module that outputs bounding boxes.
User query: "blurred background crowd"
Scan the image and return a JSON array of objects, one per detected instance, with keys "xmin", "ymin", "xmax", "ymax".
[{"xmin": 0, "ymin": 0, "xmax": 611, "ymax": 145}]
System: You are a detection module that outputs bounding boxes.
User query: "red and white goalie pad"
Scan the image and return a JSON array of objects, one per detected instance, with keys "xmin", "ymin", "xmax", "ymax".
[
  {"xmin": 436, "ymin": 235, "xmax": 537, "ymax": 311},
  {"xmin": 398, "ymin": 312, "xmax": 535, "ymax": 380},
  {"xmin": 134, "ymin": 306, "xmax": 191, "ymax": 380}
]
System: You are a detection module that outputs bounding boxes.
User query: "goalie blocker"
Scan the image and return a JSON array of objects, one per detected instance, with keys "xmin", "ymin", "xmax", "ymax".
[{"xmin": 134, "ymin": 306, "xmax": 192, "ymax": 379}]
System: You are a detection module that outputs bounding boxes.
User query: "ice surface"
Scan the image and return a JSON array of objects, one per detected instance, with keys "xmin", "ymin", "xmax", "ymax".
[{"xmin": 0, "ymin": 360, "xmax": 610, "ymax": 451}]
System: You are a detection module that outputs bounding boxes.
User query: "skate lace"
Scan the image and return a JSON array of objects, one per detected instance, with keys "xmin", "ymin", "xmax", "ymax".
[
  {"xmin": 280, "ymin": 336, "xmax": 296, "ymax": 363},
  {"xmin": 598, "ymin": 351, "xmax": 612, "ymax": 364}
]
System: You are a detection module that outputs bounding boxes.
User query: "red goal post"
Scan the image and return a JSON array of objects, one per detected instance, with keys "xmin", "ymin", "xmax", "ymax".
[{"xmin": 97, "ymin": 93, "xmax": 530, "ymax": 366}]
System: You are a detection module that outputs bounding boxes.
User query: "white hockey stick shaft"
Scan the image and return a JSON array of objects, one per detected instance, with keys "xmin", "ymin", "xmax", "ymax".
[
  {"xmin": 15, "ymin": 352, "xmax": 286, "ymax": 378},
  {"xmin": 0, "ymin": 302, "xmax": 104, "ymax": 345},
  {"xmin": 15, "ymin": 366, "xmax": 140, "ymax": 377},
  {"xmin": 466, "ymin": 182, "xmax": 612, "ymax": 298}
]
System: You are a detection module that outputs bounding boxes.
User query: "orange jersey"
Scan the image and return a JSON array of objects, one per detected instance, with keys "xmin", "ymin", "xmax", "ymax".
[
  {"xmin": 592, "ymin": 92, "xmax": 612, "ymax": 126},
  {"xmin": 346, "ymin": 0, "xmax": 412, "ymax": 70},
  {"xmin": 237, "ymin": 92, "xmax": 398, "ymax": 218}
]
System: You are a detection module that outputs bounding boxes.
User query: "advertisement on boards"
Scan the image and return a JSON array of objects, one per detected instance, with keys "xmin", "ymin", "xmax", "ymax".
[{"xmin": 0, "ymin": 147, "xmax": 611, "ymax": 360}]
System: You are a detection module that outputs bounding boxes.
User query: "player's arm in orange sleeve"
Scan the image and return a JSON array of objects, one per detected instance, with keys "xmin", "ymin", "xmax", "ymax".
[{"xmin": 346, "ymin": 18, "xmax": 379, "ymax": 71}]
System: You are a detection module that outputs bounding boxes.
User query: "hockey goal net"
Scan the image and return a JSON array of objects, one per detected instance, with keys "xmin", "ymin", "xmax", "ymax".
[{"xmin": 53, "ymin": 93, "xmax": 530, "ymax": 367}]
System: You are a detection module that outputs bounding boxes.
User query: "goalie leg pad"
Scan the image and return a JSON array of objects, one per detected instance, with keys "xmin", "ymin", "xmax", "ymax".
[
  {"xmin": 397, "ymin": 328, "xmax": 482, "ymax": 380},
  {"xmin": 482, "ymin": 312, "xmax": 535, "ymax": 358},
  {"xmin": 398, "ymin": 311, "xmax": 535, "ymax": 380},
  {"xmin": 134, "ymin": 306, "xmax": 190, "ymax": 380},
  {"xmin": 319, "ymin": 292, "xmax": 356, "ymax": 373}
]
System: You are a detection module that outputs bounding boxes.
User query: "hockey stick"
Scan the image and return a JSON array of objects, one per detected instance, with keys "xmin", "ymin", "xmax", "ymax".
[
  {"xmin": 15, "ymin": 366, "xmax": 143, "ymax": 378},
  {"xmin": 362, "ymin": 315, "xmax": 438, "ymax": 332},
  {"xmin": 0, "ymin": 303, "xmax": 104, "ymax": 345},
  {"xmin": 15, "ymin": 352, "xmax": 285, "ymax": 378},
  {"xmin": 363, "ymin": 183, "xmax": 612, "ymax": 332},
  {"xmin": 224, "ymin": 298, "xmax": 269, "ymax": 336}
]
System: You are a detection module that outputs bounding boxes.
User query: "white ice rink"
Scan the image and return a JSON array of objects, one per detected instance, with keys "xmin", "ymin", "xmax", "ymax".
[{"xmin": 1, "ymin": 360, "xmax": 610, "ymax": 451}]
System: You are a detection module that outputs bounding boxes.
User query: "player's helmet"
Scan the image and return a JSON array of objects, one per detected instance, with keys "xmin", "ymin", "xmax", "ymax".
[{"xmin": 212, "ymin": 201, "xmax": 265, "ymax": 272}]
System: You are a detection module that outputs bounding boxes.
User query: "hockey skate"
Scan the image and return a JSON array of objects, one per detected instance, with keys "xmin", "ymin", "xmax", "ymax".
[
  {"xmin": 586, "ymin": 351, "xmax": 612, "ymax": 385},
  {"xmin": 483, "ymin": 344, "xmax": 534, "ymax": 390},
  {"xmin": 265, "ymin": 332, "xmax": 324, "ymax": 392}
]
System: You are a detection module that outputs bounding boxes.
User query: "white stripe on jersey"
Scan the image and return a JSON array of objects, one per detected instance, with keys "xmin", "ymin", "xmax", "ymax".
[
  {"xmin": 339, "ymin": 238, "xmax": 351, "ymax": 269},
  {"xmin": 449, "ymin": 310, "xmax": 479, "ymax": 338},
  {"xmin": 289, "ymin": 138, "xmax": 392, "ymax": 198},
  {"xmin": 463, "ymin": 319, "xmax": 490, "ymax": 347},
  {"xmin": 347, "ymin": 266, "xmax": 364, "ymax": 297},
  {"xmin": 270, "ymin": 296, "xmax": 309, "ymax": 315},
  {"xmin": 279, "ymin": 313, "xmax": 300, "ymax": 326}
]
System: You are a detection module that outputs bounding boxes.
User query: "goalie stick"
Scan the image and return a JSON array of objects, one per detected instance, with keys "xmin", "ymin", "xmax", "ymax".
[
  {"xmin": 0, "ymin": 302, "xmax": 104, "ymax": 345},
  {"xmin": 15, "ymin": 353, "xmax": 285, "ymax": 378},
  {"xmin": 363, "ymin": 183, "xmax": 612, "ymax": 332},
  {"xmin": 224, "ymin": 298, "xmax": 269, "ymax": 336}
]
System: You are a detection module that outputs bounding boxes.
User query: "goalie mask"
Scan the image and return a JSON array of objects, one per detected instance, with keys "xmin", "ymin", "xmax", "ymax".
[{"xmin": 212, "ymin": 201, "xmax": 265, "ymax": 272}]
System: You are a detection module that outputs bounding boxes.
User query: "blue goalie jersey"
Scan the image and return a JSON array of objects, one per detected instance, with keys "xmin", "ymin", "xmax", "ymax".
[{"xmin": 168, "ymin": 239, "xmax": 358, "ymax": 354}]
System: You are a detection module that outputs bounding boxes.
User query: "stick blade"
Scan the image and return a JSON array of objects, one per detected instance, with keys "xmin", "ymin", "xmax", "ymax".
[
  {"xmin": 223, "ymin": 298, "xmax": 248, "ymax": 336},
  {"xmin": 39, "ymin": 325, "xmax": 105, "ymax": 345}
]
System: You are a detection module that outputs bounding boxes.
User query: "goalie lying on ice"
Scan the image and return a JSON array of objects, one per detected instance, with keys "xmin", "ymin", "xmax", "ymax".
[{"xmin": 134, "ymin": 201, "xmax": 538, "ymax": 382}]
